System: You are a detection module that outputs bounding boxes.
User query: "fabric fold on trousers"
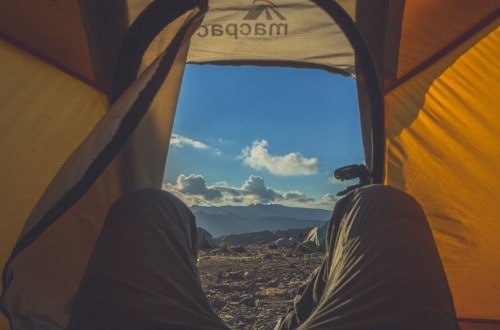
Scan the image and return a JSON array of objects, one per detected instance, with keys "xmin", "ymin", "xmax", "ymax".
[
  {"xmin": 67, "ymin": 188, "xmax": 228, "ymax": 330},
  {"xmin": 276, "ymin": 185, "xmax": 458, "ymax": 330}
]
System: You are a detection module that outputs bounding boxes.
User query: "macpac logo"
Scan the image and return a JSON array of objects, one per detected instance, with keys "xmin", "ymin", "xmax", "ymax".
[
  {"xmin": 243, "ymin": 0, "xmax": 286, "ymax": 21},
  {"xmin": 196, "ymin": 0, "xmax": 289, "ymax": 39}
]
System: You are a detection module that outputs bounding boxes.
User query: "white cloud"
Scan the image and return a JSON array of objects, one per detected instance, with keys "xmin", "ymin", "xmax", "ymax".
[
  {"xmin": 174, "ymin": 174, "xmax": 222, "ymax": 201},
  {"xmin": 284, "ymin": 191, "xmax": 315, "ymax": 203},
  {"xmin": 162, "ymin": 183, "xmax": 199, "ymax": 206},
  {"xmin": 240, "ymin": 140, "xmax": 319, "ymax": 176},
  {"xmin": 328, "ymin": 174, "xmax": 344, "ymax": 184},
  {"xmin": 240, "ymin": 175, "xmax": 283, "ymax": 203},
  {"xmin": 164, "ymin": 174, "xmax": 336, "ymax": 209},
  {"xmin": 170, "ymin": 133, "xmax": 208, "ymax": 149},
  {"xmin": 214, "ymin": 180, "xmax": 230, "ymax": 187},
  {"xmin": 327, "ymin": 173, "xmax": 353, "ymax": 186},
  {"xmin": 321, "ymin": 193, "xmax": 337, "ymax": 205}
]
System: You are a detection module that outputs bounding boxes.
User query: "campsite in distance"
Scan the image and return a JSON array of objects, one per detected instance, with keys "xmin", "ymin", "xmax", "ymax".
[{"xmin": 163, "ymin": 64, "xmax": 365, "ymax": 235}]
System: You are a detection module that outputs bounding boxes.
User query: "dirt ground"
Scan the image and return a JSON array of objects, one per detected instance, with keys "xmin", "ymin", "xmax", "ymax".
[{"xmin": 197, "ymin": 242, "xmax": 324, "ymax": 330}]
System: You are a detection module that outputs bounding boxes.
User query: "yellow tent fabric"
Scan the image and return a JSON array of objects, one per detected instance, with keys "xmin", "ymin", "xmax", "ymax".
[
  {"xmin": 1, "ymin": 1, "xmax": 204, "ymax": 328},
  {"xmin": 0, "ymin": 36, "xmax": 109, "ymax": 308},
  {"xmin": 395, "ymin": 0, "xmax": 499, "ymax": 81},
  {"xmin": 1, "ymin": 0, "xmax": 499, "ymax": 328},
  {"xmin": 386, "ymin": 23, "xmax": 500, "ymax": 326},
  {"xmin": 0, "ymin": 1, "xmax": 96, "ymax": 84}
]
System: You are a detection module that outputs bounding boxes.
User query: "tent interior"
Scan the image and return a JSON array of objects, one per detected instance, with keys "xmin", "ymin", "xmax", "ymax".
[{"xmin": 0, "ymin": 0, "xmax": 498, "ymax": 329}]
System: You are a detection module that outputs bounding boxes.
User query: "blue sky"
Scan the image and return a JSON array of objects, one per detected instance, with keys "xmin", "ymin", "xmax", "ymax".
[{"xmin": 163, "ymin": 64, "xmax": 364, "ymax": 210}]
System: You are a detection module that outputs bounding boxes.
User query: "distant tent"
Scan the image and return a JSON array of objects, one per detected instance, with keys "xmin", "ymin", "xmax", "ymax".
[
  {"xmin": 196, "ymin": 227, "xmax": 217, "ymax": 249},
  {"xmin": 0, "ymin": 1, "xmax": 498, "ymax": 329},
  {"xmin": 275, "ymin": 237, "xmax": 293, "ymax": 248},
  {"xmin": 304, "ymin": 222, "xmax": 329, "ymax": 252}
]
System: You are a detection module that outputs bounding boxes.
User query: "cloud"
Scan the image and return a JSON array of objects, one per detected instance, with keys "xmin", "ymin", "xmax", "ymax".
[
  {"xmin": 241, "ymin": 175, "xmax": 283, "ymax": 203},
  {"xmin": 284, "ymin": 191, "xmax": 315, "ymax": 203},
  {"xmin": 174, "ymin": 174, "xmax": 222, "ymax": 201},
  {"xmin": 170, "ymin": 133, "xmax": 208, "ymax": 149},
  {"xmin": 209, "ymin": 176, "xmax": 283, "ymax": 204},
  {"xmin": 328, "ymin": 174, "xmax": 347, "ymax": 184},
  {"xmin": 320, "ymin": 193, "xmax": 337, "ymax": 205},
  {"xmin": 218, "ymin": 187, "xmax": 242, "ymax": 197},
  {"xmin": 165, "ymin": 174, "xmax": 332, "ymax": 208},
  {"xmin": 164, "ymin": 173, "xmax": 342, "ymax": 211},
  {"xmin": 240, "ymin": 140, "xmax": 319, "ymax": 176}
]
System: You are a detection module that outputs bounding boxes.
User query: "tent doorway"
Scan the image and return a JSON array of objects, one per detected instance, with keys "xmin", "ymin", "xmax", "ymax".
[{"xmin": 163, "ymin": 64, "xmax": 365, "ymax": 237}]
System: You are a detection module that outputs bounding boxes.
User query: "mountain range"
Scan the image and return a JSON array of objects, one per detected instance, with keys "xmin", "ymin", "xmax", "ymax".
[{"xmin": 191, "ymin": 204, "xmax": 332, "ymax": 238}]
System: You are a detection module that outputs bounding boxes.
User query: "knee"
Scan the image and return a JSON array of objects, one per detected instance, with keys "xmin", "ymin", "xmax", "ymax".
[
  {"xmin": 106, "ymin": 188, "xmax": 194, "ymax": 228},
  {"xmin": 353, "ymin": 184, "xmax": 416, "ymax": 206},
  {"xmin": 111, "ymin": 188, "xmax": 183, "ymax": 210},
  {"xmin": 346, "ymin": 184, "xmax": 426, "ymax": 225}
]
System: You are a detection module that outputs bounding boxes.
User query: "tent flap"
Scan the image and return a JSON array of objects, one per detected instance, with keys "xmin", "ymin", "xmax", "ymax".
[
  {"xmin": 0, "ymin": 38, "xmax": 108, "ymax": 318},
  {"xmin": 386, "ymin": 22, "xmax": 500, "ymax": 322},
  {"xmin": 1, "ymin": 3, "xmax": 205, "ymax": 328}
]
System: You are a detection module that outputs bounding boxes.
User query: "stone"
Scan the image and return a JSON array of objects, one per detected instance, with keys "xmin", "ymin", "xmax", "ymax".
[
  {"xmin": 239, "ymin": 295, "xmax": 256, "ymax": 307},
  {"xmin": 230, "ymin": 245, "xmax": 247, "ymax": 253},
  {"xmin": 227, "ymin": 271, "xmax": 244, "ymax": 280}
]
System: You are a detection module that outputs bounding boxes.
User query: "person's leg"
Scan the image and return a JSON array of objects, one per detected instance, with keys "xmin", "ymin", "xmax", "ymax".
[
  {"xmin": 67, "ymin": 188, "xmax": 228, "ymax": 330},
  {"xmin": 276, "ymin": 185, "xmax": 458, "ymax": 330}
]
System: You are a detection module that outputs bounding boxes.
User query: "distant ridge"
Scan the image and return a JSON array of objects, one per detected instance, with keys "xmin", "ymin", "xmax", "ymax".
[
  {"xmin": 191, "ymin": 204, "xmax": 331, "ymax": 220},
  {"xmin": 192, "ymin": 204, "xmax": 331, "ymax": 237}
]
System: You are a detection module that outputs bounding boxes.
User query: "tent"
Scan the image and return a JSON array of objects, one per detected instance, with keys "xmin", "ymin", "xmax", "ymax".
[
  {"xmin": 0, "ymin": 0, "xmax": 498, "ymax": 328},
  {"xmin": 196, "ymin": 227, "xmax": 217, "ymax": 249},
  {"xmin": 303, "ymin": 222, "xmax": 329, "ymax": 252},
  {"xmin": 275, "ymin": 237, "xmax": 294, "ymax": 248}
]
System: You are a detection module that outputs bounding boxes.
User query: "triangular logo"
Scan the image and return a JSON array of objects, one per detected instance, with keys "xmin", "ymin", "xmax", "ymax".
[{"xmin": 243, "ymin": 0, "xmax": 286, "ymax": 21}]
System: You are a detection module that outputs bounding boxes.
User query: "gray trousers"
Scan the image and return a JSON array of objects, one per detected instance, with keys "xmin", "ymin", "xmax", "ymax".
[
  {"xmin": 68, "ymin": 185, "xmax": 458, "ymax": 329},
  {"xmin": 67, "ymin": 189, "xmax": 228, "ymax": 330},
  {"xmin": 276, "ymin": 185, "xmax": 458, "ymax": 330}
]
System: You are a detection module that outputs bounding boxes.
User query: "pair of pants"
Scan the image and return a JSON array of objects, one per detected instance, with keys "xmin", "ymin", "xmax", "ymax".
[
  {"xmin": 67, "ymin": 188, "xmax": 228, "ymax": 329},
  {"xmin": 68, "ymin": 185, "xmax": 458, "ymax": 329},
  {"xmin": 275, "ymin": 185, "xmax": 458, "ymax": 330}
]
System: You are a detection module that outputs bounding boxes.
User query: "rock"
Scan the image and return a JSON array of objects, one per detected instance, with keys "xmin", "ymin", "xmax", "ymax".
[
  {"xmin": 210, "ymin": 246, "xmax": 230, "ymax": 255},
  {"xmin": 239, "ymin": 295, "xmax": 256, "ymax": 307},
  {"xmin": 243, "ymin": 271, "xmax": 254, "ymax": 279},
  {"xmin": 219, "ymin": 238, "xmax": 231, "ymax": 248},
  {"xmin": 212, "ymin": 284, "xmax": 232, "ymax": 293},
  {"xmin": 227, "ymin": 271, "xmax": 244, "ymax": 280},
  {"xmin": 296, "ymin": 241, "xmax": 318, "ymax": 253},
  {"xmin": 230, "ymin": 245, "xmax": 247, "ymax": 253},
  {"xmin": 229, "ymin": 293, "xmax": 240, "ymax": 301},
  {"xmin": 267, "ymin": 278, "xmax": 280, "ymax": 287},
  {"xmin": 210, "ymin": 298, "xmax": 226, "ymax": 310}
]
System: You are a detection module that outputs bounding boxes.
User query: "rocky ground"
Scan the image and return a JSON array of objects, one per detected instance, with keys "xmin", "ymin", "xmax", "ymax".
[{"xmin": 197, "ymin": 242, "xmax": 324, "ymax": 330}]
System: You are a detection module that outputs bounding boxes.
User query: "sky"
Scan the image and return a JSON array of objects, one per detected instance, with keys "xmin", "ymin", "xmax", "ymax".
[{"xmin": 163, "ymin": 64, "xmax": 364, "ymax": 210}]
